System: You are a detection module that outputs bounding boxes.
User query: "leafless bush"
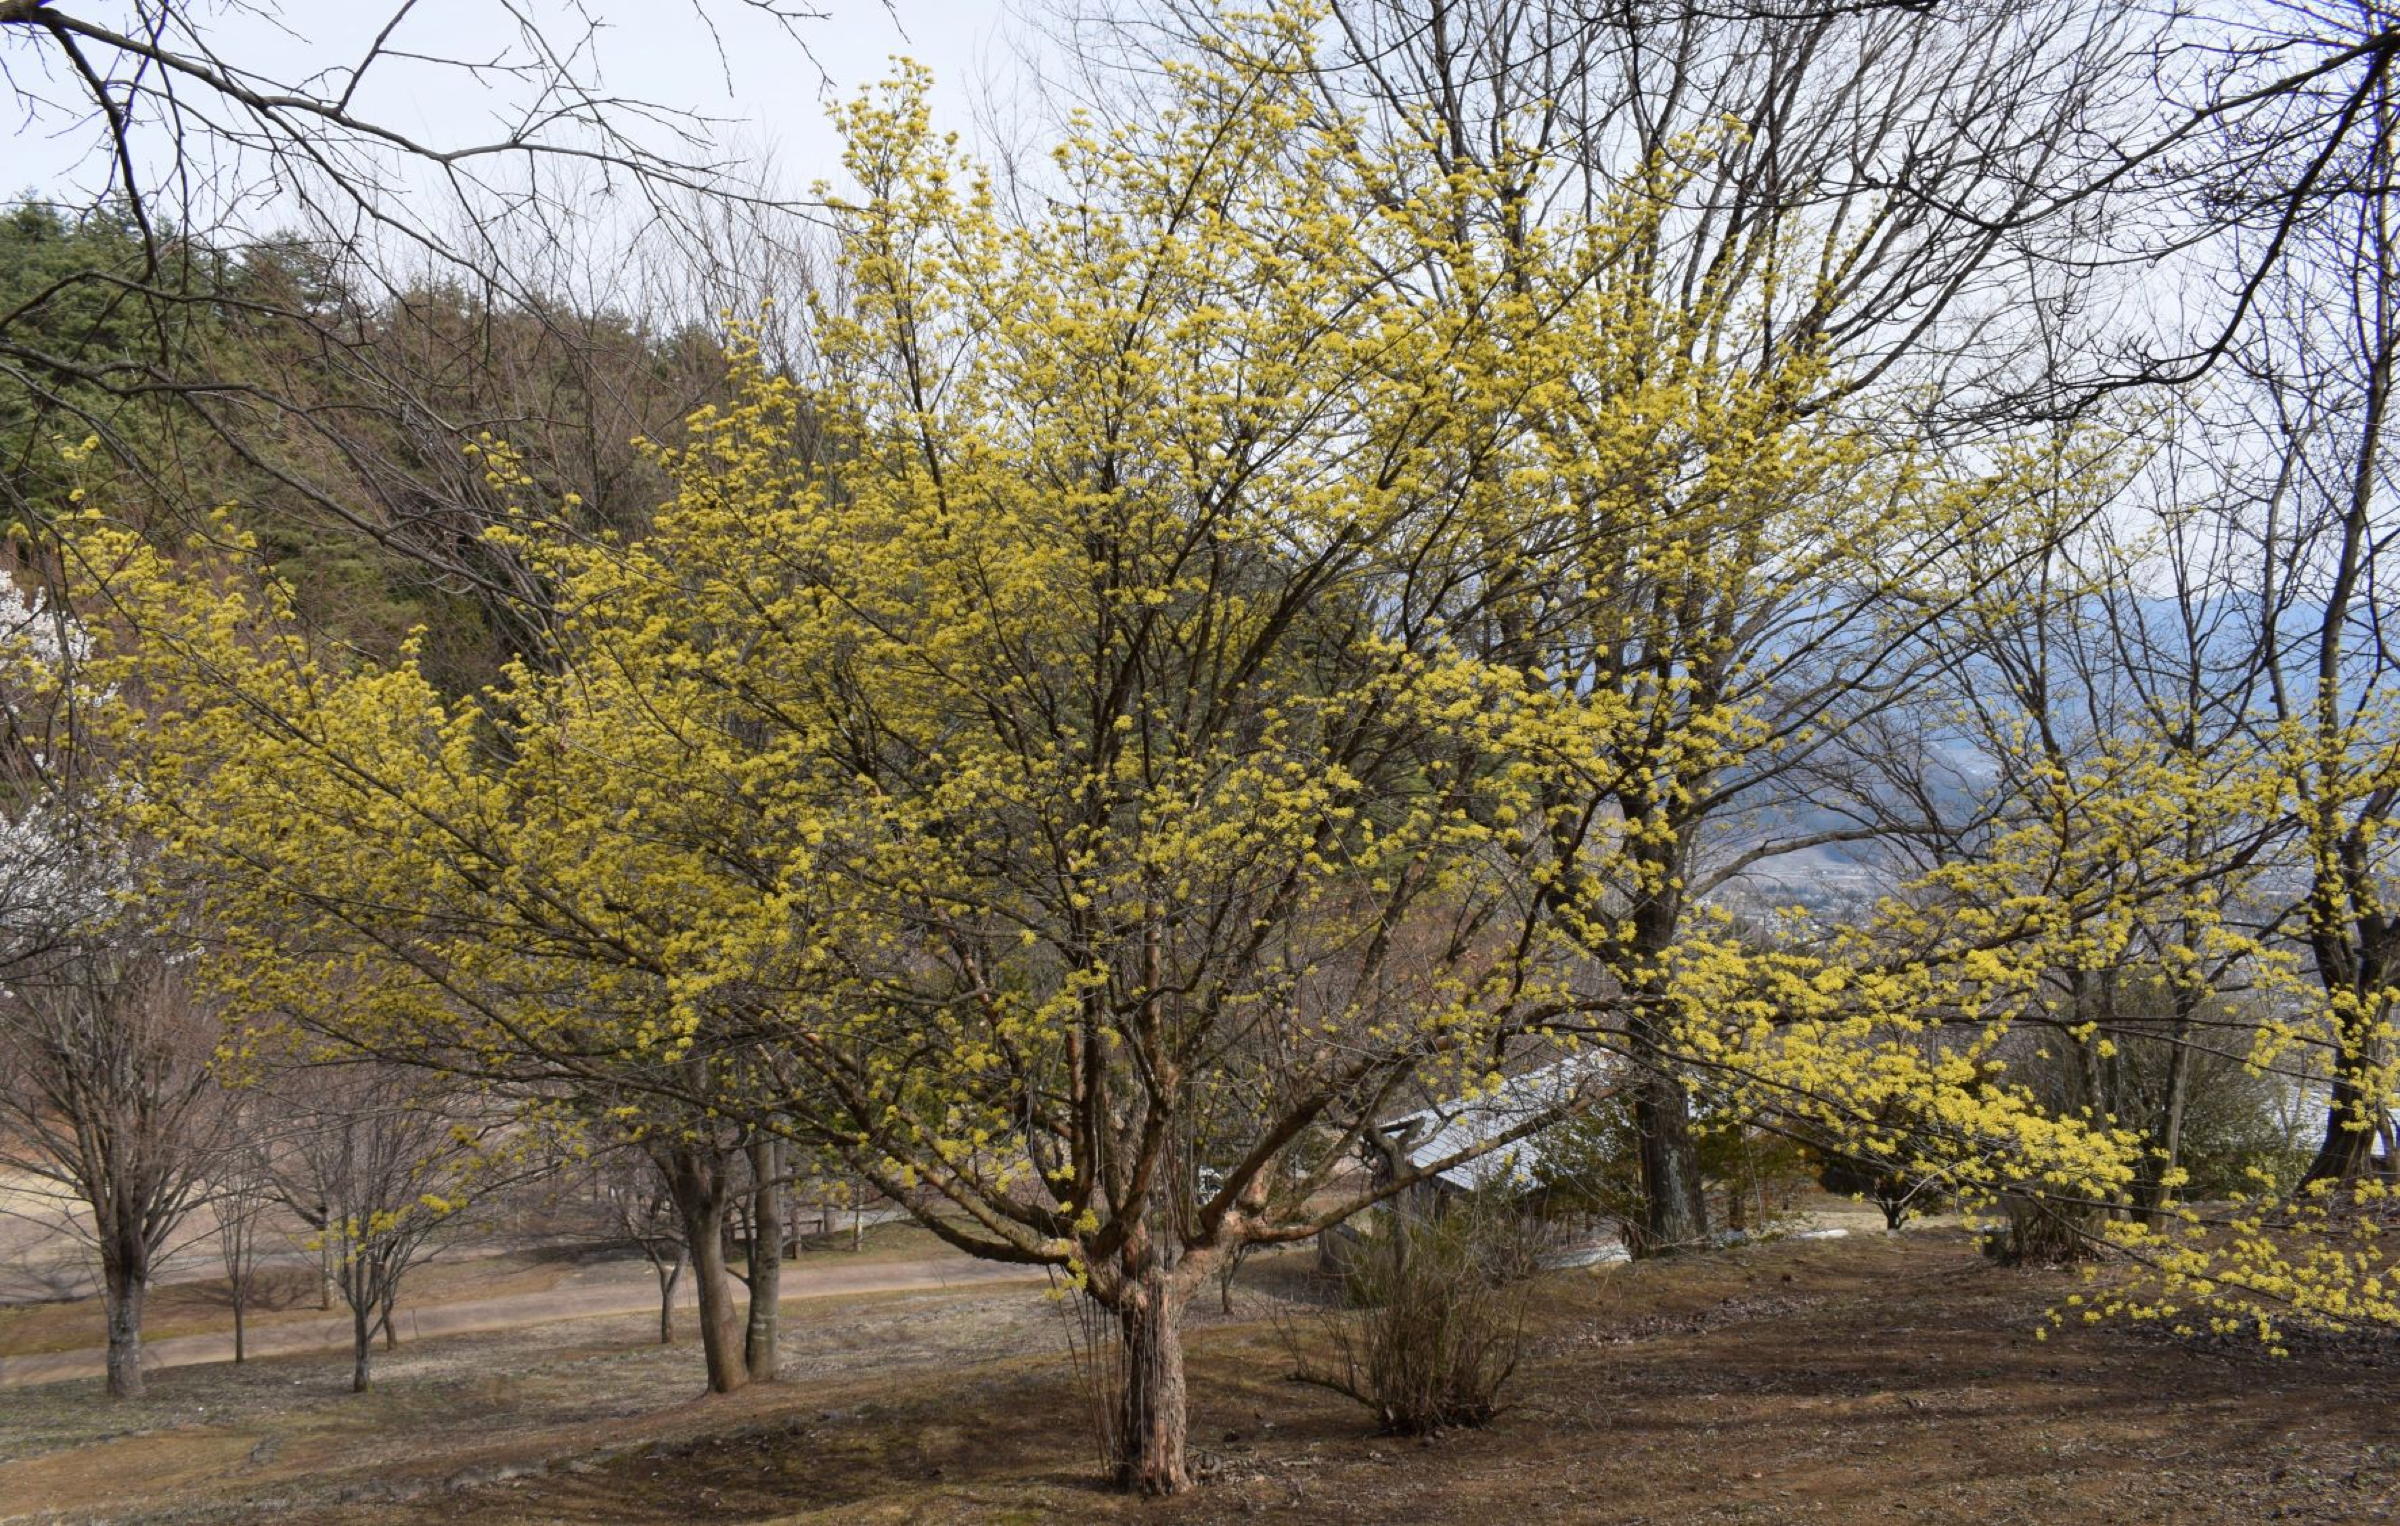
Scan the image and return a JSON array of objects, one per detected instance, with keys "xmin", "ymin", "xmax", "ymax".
[
  {"xmin": 1050, "ymin": 1273, "xmax": 1133, "ymax": 1483},
  {"xmin": 591, "ymin": 1148, "xmax": 689, "ymax": 1346},
  {"xmin": 1283, "ymin": 1191, "xmax": 1545, "ymax": 1435}
]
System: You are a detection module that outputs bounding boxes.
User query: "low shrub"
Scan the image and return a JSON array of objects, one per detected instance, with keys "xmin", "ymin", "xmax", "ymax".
[{"xmin": 1284, "ymin": 1188, "xmax": 1541, "ymax": 1434}]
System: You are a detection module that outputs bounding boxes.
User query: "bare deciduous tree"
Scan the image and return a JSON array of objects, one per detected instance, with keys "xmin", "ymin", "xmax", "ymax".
[
  {"xmin": 587, "ymin": 1145, "xmax": 691, "ymax": 1346},
  {"xmin": 210, "ymin": 1119, "xmax": 275, "ymax": 1363},
  {"xmin": 0, "ymin": 948, "xmax": 232, "ymax": 1397},
  {"xmin": 257, "ymin": 1060, "xmax": 498, "ymax": 1393},
  {"xmin": 0, "ymin": 0, "xmax": 829, "ymax": 676}
]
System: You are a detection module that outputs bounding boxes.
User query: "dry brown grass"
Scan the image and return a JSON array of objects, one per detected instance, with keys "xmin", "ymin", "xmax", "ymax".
[
  {"xmin": 0, "ymin": 1221, "xmax": 951, "ymax": 1360},
  {"xmin": 6, "ymin": 1225, "xmax": 2398, "ymax": 1525}
]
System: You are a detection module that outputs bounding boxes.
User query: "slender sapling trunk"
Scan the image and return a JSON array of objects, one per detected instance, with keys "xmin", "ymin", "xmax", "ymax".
[{"xmin": 745, "ymin": 1137, "xmax": 782, "ymax": 1381}]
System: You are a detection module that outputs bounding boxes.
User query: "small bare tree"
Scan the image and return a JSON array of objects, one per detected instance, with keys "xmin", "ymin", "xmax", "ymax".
[
  {"xmin": 0, "ymin": 947, "xmax": 233, "ymax": 1397},
  {"xmin": 257, "ymin": 1060, "xmax": 496, "ymax": 1392},
  {"xmin": 210, "ymin": 1117, "xmax": 276, "ymax": 1363},
  {"xmin": 0, "ymin": 563, "xmax": 241, "ymax": 1400},
  {"xmin": 591, "ymin": 1146, "xmax": 688, "ymax": 1345}
]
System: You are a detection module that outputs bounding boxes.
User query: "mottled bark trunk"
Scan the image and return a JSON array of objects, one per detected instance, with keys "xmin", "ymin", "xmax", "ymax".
[
  {"xmin": 2302, "ymin": 858, "xmax": 2397, "ymax": 1187},
  {"xmin": 744, "ymin": 1138, "xmax": 782, "ymax": 1382},
  {"xmin": 2307, "ymin": 1076, "xmax": 2384, "ymax": 1184},
  {"xmin": 1628, "ymin": 879, "xmax": 1707, "ymax": 1254},
  {"xmin": 1110, "ymin": 1258, "xmax": 1194, "ymax": 1496},
  {"xmin": 2306, "ymin": 988, "xmax": 2389, "ymax": 1186},
  {"xmin": 1630, "ymin": 1057, "xmax": 1709, "ymax": 1253},
  {"xmin": 686, "ymin": 1212, "xmax": 747, "ymax": 1393}
]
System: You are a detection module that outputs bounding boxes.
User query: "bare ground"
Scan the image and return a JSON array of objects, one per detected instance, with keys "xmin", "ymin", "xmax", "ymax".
[
  {"xmin": 0, "ymin": 1222, "xmax": 958, "ymax": 1380},
  {"xmin": 0, "ymin": 1276, "xmax": 1067, "ymax": 1521},
  {"xmin": 6, "ymin": 1224, "xmax": 2398, "ymax": 1525}
]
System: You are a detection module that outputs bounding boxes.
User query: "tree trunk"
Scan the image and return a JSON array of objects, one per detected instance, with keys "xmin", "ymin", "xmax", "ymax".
[
  {"xmin": 686, "ymin": 1211, "xmax": 748, "ymax": 1393},
  {"xmin": 1218, "ymin": 1243, "xmax": 1251, "ymax": 1315},
  {"xmin": 1109, "ymin": 1256, "xmax": 1195, "ymax": 1496},
  {"xmin": 1630, "ymin": 1054, "xmax": 1708, "ymax": 1254},
  {"xmin": 1627, "ymin": 880, "xmax": 1708, "ymax": 1254},
  {"xmin": 2307, "ymin": 1092, "xmax": 2381, "ymax": 1184},
  {"xmin": 351, "ymin": 1298, "xmax": 373, "ymax": 1392},
  {"xmin": 102, "ymin": 1260, "xmax": 145, "ymax": 1400},
  {"xmin": 656, "ymin": 1247, "xmax": 684, "ymax": 1344},
  {"xmin": 2303, "ymin": 904, "xmax": 2395, "ymax": 1188},
  {"xmin": 660, "ymin": 1145, "xmax": 747, "ymax": 1393},
  {"xmin": 745, "ymin": 1138, "xmax": 782, "ymax": 1382},
  {"xmin": 2305, "ymin": 999, "xmax": 2387, "ymax": 1186},
  {"xmin": 1987, "ymin": 1191, "xmax": 2105, "ymax": 1266},
  {"xmin": 222, "ymin": 1207, "xmax": 253, "ymax": 1364},
  {"xmin": 2139, "ymin": 981, "xmax": 2200, "ymax": 1223}
]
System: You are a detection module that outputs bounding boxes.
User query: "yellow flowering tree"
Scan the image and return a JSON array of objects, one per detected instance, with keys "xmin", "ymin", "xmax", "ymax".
[
  {"xmin": 61, "ymin": 24, "xmax": 1612, "ymax": 1485},
  {"xmin": 46, "ymin": 9, "xmax": 2179, "ymax": 1494},
  {"xmin": 43, "ymin": 472, "xmax": 806, "ymax": 1393}
]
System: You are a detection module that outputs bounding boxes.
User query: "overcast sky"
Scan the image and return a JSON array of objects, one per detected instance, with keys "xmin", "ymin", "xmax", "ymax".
[{"xmin": 6, "ymin": 1, "xmax": 1035, "ymax": 212}]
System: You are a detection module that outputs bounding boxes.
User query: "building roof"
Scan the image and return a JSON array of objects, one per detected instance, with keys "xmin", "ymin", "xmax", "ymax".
[{"xmin": 1377, "ymin": 1053, "xmax": 1612, "ymax": 1193}]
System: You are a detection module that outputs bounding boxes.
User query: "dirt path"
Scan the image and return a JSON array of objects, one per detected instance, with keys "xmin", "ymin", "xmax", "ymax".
[{"xmin": 0, "ymin": 1251, "xmax": 1047, "ymax": 1388}]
